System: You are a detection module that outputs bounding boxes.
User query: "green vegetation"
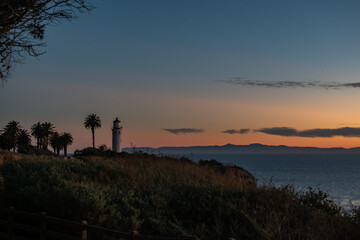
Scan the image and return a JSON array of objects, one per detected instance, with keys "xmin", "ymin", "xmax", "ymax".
[{"xmin": 0, "ymin": 153, "xmax": 359, "ymax": 240}]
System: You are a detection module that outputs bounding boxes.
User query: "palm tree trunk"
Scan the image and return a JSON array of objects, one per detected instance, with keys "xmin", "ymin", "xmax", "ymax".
[
  {"xmin": 43, "ymin": 137, "xmax": 48, "ymax": 150},
  {"xmin": 92, "ymin": 127, "xmax": 95, "ymax": 148},
  {"xmin": 56, "ymin": 148, "xmax": 60, "ymax": 156},
  {"xmin": 64, "ymin": 146, "xmax": 67, "ymax": 157}
]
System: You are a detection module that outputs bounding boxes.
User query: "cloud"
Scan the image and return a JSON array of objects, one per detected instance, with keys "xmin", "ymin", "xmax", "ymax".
[
  {"xmin": 255, "ymin": 127, "xmax": 298, "ymax": 136},
  {"xmin": 162, "ymin": 128, "xmax": 205, "ymax": 135},
  {"xmin": 217, "ymin": 77, "xmax": 360, "ymax": 89},
  {"xmin": 255, "ymin": 127, "xmax": 360, "ymax": 138},
  {"xmin": 337, "ymin": 122, "xmax": 360, "ymax": 126},
  {"xmin": 222, "ymin": 129, "xmax": 250, "ymax": 134}
]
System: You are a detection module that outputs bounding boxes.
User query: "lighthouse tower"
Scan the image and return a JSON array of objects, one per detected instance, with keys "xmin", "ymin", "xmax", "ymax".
[{"xmin": 112, "ymin": 118, "xmax": 123, "ymax": 152}]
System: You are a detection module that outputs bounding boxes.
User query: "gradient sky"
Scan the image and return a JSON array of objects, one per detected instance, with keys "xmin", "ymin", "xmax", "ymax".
[{"xmin": 2, "ymin": 0, "xmax": 360, "ymax": 152}]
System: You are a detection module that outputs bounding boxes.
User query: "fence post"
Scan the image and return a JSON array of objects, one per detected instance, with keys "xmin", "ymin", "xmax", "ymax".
[
  {"xmin": 81, "ymin": 220, "xmax": 87, "ymax": 240},
  {"xmin": 40, "ymin": 212, "xmax": 47, "ymax": 240},
  {"xmin": 131, "ymin": 230, "xmax": 139, "ymax": 240},
  {"xmin": 8, "ymin": 207, "xmax": 14, "ymax": 240},
  {"xmin": 178, "ymin": 236, "xmax": 198, "ymax": 240}
]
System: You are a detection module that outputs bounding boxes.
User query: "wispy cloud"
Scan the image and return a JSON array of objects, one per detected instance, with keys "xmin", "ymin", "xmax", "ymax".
[
  {"xmin": 222, "ymin": 129, "xmax": 250, "ymax": 134},
  {"xmin": 255, "ymin": 127, "xmax": 360, "ymax": 138},
  {"xmin": 337, "ymin": 122, "xmax": 360, "ymax": 126},
  {"xmin": 217, "ymin": 77, "xmax": 360, "ymax": 89},
  {"xmin": 162, "ymin": 128, "xmax": 205, "ymax": 135},
  {"xmin": 255, "ymin": 127, "xmax": 297, "ymax": 136}
]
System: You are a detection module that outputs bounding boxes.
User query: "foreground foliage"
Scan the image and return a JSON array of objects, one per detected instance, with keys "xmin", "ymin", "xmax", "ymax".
[{"xmin": 0, "ymin": 153, "xmax": 359, "ymax": 240}]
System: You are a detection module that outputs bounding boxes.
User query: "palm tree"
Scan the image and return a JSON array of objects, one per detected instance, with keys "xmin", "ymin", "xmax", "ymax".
[
  {"xmin": 50, "ymin": 131, "xmax": 62, "ymax": 155},
  {"xmin": 0, "ymin": 132, "xmax": 5, "ymax": 150},
  {"xmin": 31, "ymin": 122, "xmax": 42, "ymax": 149},
  {"xmin": 84, "ymin": 113, "xmax": 101, "ymax": 148},
  {"xmin": 2, "ymin": 121, "xmax": 21, "ymax": 152},
  {"xmin": 41, "ymin": 122, "xmax": 55, "ymax": 150},
  {"xmin": 17, "ymin": 129, "xmax": 31, "ymax": 147},
  {"xmin": 60, "ymin": 132, "xmax": 73, "ymax": 157}
]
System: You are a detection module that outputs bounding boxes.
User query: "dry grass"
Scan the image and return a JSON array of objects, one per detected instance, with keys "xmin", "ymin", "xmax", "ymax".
[{"xmin": 0, "ymin": 152, "xmax": 359, "ymax": 239}]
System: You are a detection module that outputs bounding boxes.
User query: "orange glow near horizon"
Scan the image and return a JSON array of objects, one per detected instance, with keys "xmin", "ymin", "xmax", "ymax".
[
  {"xmin": 40, "ymin": 87, "xmax": 360, "ymax": 153},
  {"xmin": 7, "ymin": 83, "xmax": 360, "ymax": 153},
  {"xmin": 68, "ymin": 128, "xmax": 360, "ymax": 153}
]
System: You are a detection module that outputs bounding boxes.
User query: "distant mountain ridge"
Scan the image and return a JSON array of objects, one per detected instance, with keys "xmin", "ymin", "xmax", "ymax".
[{"xmin": 123, "ymin": 143, "xmax": 360, "ymax": 154}]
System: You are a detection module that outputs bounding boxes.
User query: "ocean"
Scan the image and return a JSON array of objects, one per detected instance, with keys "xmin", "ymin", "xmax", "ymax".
[{"xmin": 186, "ymin": 153, "xmax": 360, "ymax": 210}]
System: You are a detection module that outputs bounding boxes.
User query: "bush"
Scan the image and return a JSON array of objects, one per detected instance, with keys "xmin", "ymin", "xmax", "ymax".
[
  {"xmin": 0, "ymin": 154, "xmax": 359, "ymax": 239},
  {"xmin": 17, "ymin": 145, "xmax": 54, "ymax": 156}
]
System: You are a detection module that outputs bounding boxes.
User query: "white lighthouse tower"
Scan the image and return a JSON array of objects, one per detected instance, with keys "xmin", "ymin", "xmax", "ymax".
[{"xmin": 112, "ymin": 118, "xmax": 123, "ymax": 152}]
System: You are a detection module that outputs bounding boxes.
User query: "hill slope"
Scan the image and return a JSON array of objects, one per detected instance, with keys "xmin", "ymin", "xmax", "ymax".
[{"xmin": 0, "ymin": 152, "xmax": 359, "ymax": 239}]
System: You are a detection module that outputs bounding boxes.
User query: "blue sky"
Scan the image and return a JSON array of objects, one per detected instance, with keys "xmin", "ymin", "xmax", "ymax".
[
  {"xmin": 34, "ymin": 0, "xmax": 360, "ymax": 87},
  {"xmin": 2, "ymin": 0, "xmax": 360, "ymax": 151}
]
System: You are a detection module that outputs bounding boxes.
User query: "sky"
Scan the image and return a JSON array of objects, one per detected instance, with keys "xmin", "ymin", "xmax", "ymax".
[{"xmin": 2, "ymin": 0, "xmax": 360, "ymax": 152}]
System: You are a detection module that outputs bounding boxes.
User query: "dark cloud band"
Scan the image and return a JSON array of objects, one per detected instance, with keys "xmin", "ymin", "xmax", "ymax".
[
  {"xmin": 255, "ymin": 127, "xmax": 360, "ymax": 138},
  {"xmin": 163, "ymin": 128, "xmax": 204, "ymax": 135},
  {"xmin": 218, "ymin": 77, "xmax": 360, "ymax": 89},
  {"xmin": 222, "ymin": 129, "xmax": 250, "ymax": 134}
]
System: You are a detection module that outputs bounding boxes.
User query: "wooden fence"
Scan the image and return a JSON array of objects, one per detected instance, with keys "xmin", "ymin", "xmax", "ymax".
[{"xmin": 0, "ymin": 207, "xmax": 198, "ymax": 240}]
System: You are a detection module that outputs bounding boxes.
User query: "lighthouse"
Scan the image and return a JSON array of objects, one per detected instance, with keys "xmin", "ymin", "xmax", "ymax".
[{"xmin": 112, "ymin": 118, "xmax": 123, "ymax": 152}]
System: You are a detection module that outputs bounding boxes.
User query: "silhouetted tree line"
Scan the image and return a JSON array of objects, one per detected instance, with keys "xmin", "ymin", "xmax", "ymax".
[
  {"xmin": 0, "ymin": 120, "xmax": 73, "ymax": 156},
  {"xmin": 1, "ymin": 114, "xmax": 105, "ymax": 156}
]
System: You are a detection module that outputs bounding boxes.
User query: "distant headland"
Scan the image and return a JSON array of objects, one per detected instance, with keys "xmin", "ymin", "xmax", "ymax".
[{"xmin": 124, "ymin": 143, "xmax": 360, "ymax": 155}]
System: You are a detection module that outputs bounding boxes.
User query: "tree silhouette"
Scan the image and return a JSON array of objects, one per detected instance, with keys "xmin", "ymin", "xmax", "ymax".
[
  {"xmin": 50, "ymin": 131, "xmax": 62, "ymax": 155},
  {"xmin": 0, "ymin": 0, "xmax": 93, "ymax": 82},
  {"xmin": 84, "ymin": 114, "xmax": 101, "ymax": 148},
  {"xmin": 17, "ymin": 129, "xmax": 32, "ymax": 153},
  {"xmin": 31, "ymin": 122, "xmax": 42, "ymax": 149},
  {"xmin": 60, "ymin": 132, "xmax": 73, "ymax": 157},
  {"xmin": 0, "ymin": 133, "xmax": 5, "ymax": 150},
  {"xmin": 2, "ymin": 120, "xmax": 21, "ymax": 152},
  {"xmin": 40, "ymin": 122, "xmax": 55, "ymax": 150},
  {"xmin": 17, "ymin": 129, "xmax": 31, "ymax": 147}
]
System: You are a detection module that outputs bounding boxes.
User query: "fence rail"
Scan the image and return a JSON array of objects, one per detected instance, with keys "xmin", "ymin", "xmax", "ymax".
[{"xmin": 0, "ymin": 207, "xmax": 198, "ymax": 240}]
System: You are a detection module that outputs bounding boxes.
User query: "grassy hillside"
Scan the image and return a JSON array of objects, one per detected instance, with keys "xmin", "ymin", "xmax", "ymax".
[{"xmin": 0, "ymin": 152, "xmax": 359, "ymax": 239}]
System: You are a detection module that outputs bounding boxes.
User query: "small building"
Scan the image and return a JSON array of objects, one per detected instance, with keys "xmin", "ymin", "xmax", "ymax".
[{"xmin": 112, "ymin": 118, "xmax": 123, "ymax": 152}]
